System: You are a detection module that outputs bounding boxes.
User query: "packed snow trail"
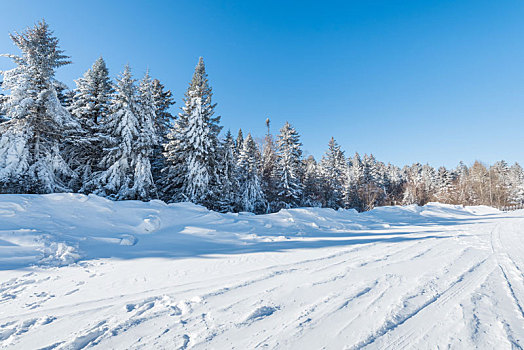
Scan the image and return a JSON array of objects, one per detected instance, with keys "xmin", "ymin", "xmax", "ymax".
[{"xmin": 0, "ymin": 194, "xmax": 523, "ymax": 349}]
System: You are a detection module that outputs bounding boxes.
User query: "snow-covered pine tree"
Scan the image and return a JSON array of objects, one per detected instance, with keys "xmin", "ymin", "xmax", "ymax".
[
  {"xmin": 214, "ymin": 130, "xmax": 239, "ymax": 212},
  {"xmin": 70, "ymin": 56, "xmax": 113, "ymax": 126},
  {"xmin": 132, "ymin": 70, "xmax": 158, "ymax": 199},
  {"xmin": 509, "ymin": 163, "xmax": 524, "ymax": 205},
  {"xmin": 236, "ymin": 129, "xmax": 244, "ymax": 156},
  {"xmin": 346, "ymin": 152, "xmax": 364, "ymax": 210},
  {"xmin": 420, "ymin": 164, "xmax": 436, "ymax": 205},
  {"xmin": 150, "ymin": 78, "xmax": 174, "ymax": 141},
  {"xmin": 454, "ymin": 161, "xmax": 469, "ymax": 204},
  {"xmin": 237, "ymin": 133, "xmax": 265, "ymax": 213},
  {"xmin": 0, "ymin": 20, "xmax": 79, "ymax": 193},
  {"xmin": 302, "ymin": 155, "xmax": 323, "ymax": 207},
  {"xmin": 274, "ymin": 122, "xmax": 303, "ymax": 209},
  {"xmin": 162, "ymin": 57, "xmax": 222, "ymax": 205},
  {"xmin": 385, "ymin": 163, "xmax": 404, "ymax": 205},
  {"xmin": 341, "ymin": 156, "xmax": 354, "ymax": 209},
  {"xmin": 320, "ymin": 137, "xmax": 347, "ymax": 209},
  {"xmin": 150, "ymin": 78, "xmax": 174, "ymax": 186},
  {"xmin": 491, "ymin": 160, "xmax": 511, "ymax": 206},
  {"xmin": 261, "ymin": 118, "xmax": 277, "ymax": 212},
  {"xmin": 68, "ymin": 56, "xmax": 114, "ymax": 190},
  {"xmin": 402, "ymin": 163, "xmax": 422, "ymax": 205},
  {"xmin": 361, "ymin": 154, "xmax": 384, "ymax": 210},
  {"xmin": 87, "ymin": 65, "xmax": 155, "ymax": 200},
  {"xmin": 435, "ymin": 166, "xmax": 454, "ymax": 203}
]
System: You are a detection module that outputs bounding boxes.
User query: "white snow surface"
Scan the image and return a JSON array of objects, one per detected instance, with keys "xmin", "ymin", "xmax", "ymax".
[{"xmin": 1, "ymin": 193, "xmax": 524, "ymax": 349}]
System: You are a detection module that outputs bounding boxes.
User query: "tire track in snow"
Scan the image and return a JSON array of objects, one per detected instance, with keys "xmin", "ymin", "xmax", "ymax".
[
  {"xmin": 489, "ymin": 221, "xmax": 524, "ymax": 348},
  {"xmin": 491, "ymin": 222, "xmax": 524, "ymax": 318},
  {"xmin": 351, "ymin": 256, "xmax": 495, "ymax": 349}
]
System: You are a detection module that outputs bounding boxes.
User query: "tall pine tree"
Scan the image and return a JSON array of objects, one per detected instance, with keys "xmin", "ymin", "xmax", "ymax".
[
  {"xmin": 261, "ymin": 118, "xmax": 277, "ymax": 212},
  {"xmin": 320, "ymin": 137, "xmax": 346, "ymax": 209},
  {"xmin": 274, "ymin": 122, "xmax": 304, "ymax": 209},
  {"xmin": 215, "ymin": 130, "xmax": 239, "ymax": 212},
  {"xmin": 87, "ymin": 65, "xmax": 155, "ymax": 200},
  {"xmin": 162, "ymin": 57, "xmax": 222, "ymax": 204},
  {"xmin": 237, "ymin": 133, "xmax": 265, "ymax": 213},
  {"xmin": 150, "ymin": 78, "xmax": 174, "ymax": 187},
  {"xmin": 68, "ymin": 56, "xmax": 114, "ymax": 190},
  {"xmin": 69, "ymin": 56, "xmax": 113, "ymax": 126},
  {"xmin": 0, "ymin": 20, "xmax": 79, "ymax": 193}
]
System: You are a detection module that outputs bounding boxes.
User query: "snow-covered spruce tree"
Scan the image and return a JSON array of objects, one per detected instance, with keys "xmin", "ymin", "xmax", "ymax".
[
  {"xmin": 235, "ymin": 128, "xmax": 244, "ymax": 156},
  {"xmin": 509, "ymin": 163, "xmax": 524, "ymax": 205},
  {"xmin": 70, "ymin": 56, "xmax": 113, "ymax": 126},
  {"xmin": 0, "ymin": 20, "xmax": 79, "ymax": 193},
  {"xmin": 302, "ymin": 155, "xmax": 324, "ymax": 207},
  {"xmin": 320, "ymin": 137, "xmax": 346, "ymax": 209},
  {"xmin": 385, "ymin": 163, "xmax": 404, "ymax": 205},
  {"xmin": 151, "ymin": 78, "xmax": 175, "ymax": 141},
  {"xmin": 490, "ymin": 160, "xmax": 511, "ymax": 206},
  {"xmin": 341, "ymin": 157, "xmax": 354, "ymax": 210},
  {"xmin": 214, "ymin": 130, "xmax": 239, "ymax": 212},
  {"xmin": 68, "ymin": 56, "xmax": 114, "ymax": 190},
  {"xmin": 361, "ymin": 154, "xmax": 384, "ymax": 210},
  {"xmin": 261, "ymin": 119, "xmax": 277, "ymax": 212},
  {"xmin": 150, "ymin": 78, "xmax": 175, "ymax": 185},
  {"xmin": 402, "ymin": 163, "xmax": 422, "ymax": 205},
  {"xmin": 162, "ymin": 57, "xmax": 221, "ymax": 205},
  {"xmin": 237, "ymin": 133, "xmax": 265, "ymax": 213},
  {"xmin": 87, "ymin": 65, "xmax": 156, "ymax": 200},
  {"xmin": 274, "ymin": 122, "xmax": 304, "ymax": 210},
  {"xmin": 344, "ymin": 152, "xmax": 364, "ymax": 210},
  {"xmin": 132, "ymin": 71, "xmax": 159, "ymax": 199},
  {"xmin": 435, "ymin": 166, "xmax": 454, "ymax": 203}
]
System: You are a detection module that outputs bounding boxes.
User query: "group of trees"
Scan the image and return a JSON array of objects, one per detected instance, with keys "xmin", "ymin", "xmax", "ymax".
[{"xmin": 1, "ymin": 21, "xmax": 523, "ymax": 213}]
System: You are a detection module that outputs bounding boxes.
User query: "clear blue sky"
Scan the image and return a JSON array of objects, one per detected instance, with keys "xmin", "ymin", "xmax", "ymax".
[{"xmin": 1, "ymin": 0, "xmax": 523, "ymax": 168}]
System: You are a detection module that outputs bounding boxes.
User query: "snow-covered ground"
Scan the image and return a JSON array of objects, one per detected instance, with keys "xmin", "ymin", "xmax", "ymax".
[{"xmin": 0, "ymin": 194, "xmax": 523, "ymax": 349}]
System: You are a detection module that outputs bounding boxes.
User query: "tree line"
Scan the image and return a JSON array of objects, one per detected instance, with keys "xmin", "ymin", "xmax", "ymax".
[{"xmin": 1, "ymin": 21, "xmax": 523, "ymax": 213}]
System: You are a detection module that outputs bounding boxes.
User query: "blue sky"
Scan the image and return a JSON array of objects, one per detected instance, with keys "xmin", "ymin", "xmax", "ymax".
[{"xmin": 1, "ymin": 0, "xmax": 523, "ymax": 168}]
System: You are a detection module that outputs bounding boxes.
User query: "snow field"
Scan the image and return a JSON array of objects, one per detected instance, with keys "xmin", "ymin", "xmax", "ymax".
[{"xmin": 0, "ymin": 194, "xmax": 523, "ymax": 349}]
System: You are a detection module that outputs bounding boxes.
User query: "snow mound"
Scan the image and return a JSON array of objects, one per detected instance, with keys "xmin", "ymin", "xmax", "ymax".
[{"xmin": 0, "ymin": 193, "xmax": 505, "ymax": 269}]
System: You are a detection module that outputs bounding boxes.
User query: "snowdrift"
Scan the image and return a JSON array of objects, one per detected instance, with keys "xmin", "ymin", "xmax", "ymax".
[{"xmin": 0, "ymin": 193, "xmax": 500, "ymax": 270}]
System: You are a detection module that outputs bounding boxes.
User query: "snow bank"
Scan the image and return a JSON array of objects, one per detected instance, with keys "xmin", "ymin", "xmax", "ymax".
[{"xmin": 0, "ymin": 194, "xmax": 500, "ymax": 269}]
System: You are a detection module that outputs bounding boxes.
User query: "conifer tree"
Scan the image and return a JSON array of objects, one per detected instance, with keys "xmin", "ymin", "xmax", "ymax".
[
  {"xmin": 0, "ymin": 20, "xmax": 79, "ymax": 193},
  {"xmin": 302, "ymin": 156, "xmax": 323, "ymax": 207},
  {"xmin": 69, "ymin": 57, "xmax": 113, "ymax": 126},
  {"xmin": 215, "ymin": 130, "xmax": 239, "ymax": 212},
  {"xmin": 150, "ymin": 78, "xmax": 175, "ymax": 140},
  {"xmin": 236, "ymin": 129, "xmax": 244, "ymax": 156},
  {"xmin": 132, "ymin": 71, "xmax": 158, "ymax": 199},
  {"xmin": 150, "ymin": 78, "xmax": 174, "ymax": 185},
  {"xmin": 320, "ymin": 137, "xmax": 346, "ymax": 209},
  {"xmin": 509, "ymin": 163, "xmax": 524, "ymax": 204},
  {"xmin": 361, "ymin": 154, "xmax": 385, "ymax": 209},
  {"xmin": 68, "ymin": 56, "xmax": 114, "ymax": 190},
  {"xmin": 342, "ymin": 157, "xmax": 355, "ymax": 209},
  {"xmin": 435, "ymin": 166, "xmax": 454, "ymax": 203},
  {"xmin": 87, "ymin": 65, "xmax": 155, "ymax": 200},
  {"xmin": 237, "ymin": 133, "xmax": 265, "ymax": 212},
  {"xmin": 274, "ymin": 122, "xmax": 304, "ymax": 209},
  {"xmin": 162, "ymin": 57, "xmax": 221, "ymax": 204},
  {"xmin": 346, "ymin": 153, "xmax": 364, "ymax": 210},
  {"xmin": 261, "ymin": 118, "xmax": 277, "ymax": 212}
]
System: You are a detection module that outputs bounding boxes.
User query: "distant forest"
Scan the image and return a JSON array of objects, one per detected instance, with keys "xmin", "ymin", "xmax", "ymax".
[{"xmin": 1, "ymin": 21, "xmax": 522, "ymax": 213}]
